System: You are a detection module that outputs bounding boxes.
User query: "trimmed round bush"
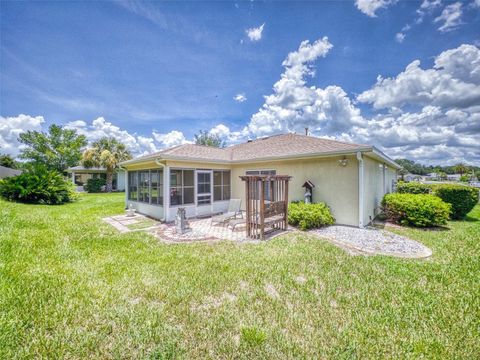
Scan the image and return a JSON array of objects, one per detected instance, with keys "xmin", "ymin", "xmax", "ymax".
[
  {"xmin": 288, "ymin": 202, "xmax": 335, "ymax": 230},
  {"xmin": 396, "ymin": 181, "xmax": 431, "ymax": 194},
  {"xmin": 0, "ymin": 167, "xmax": 77, "ymax": 205},
  {"xmin": 84, "ymin": 178, "xmax": 106, "ymax": 193},
  {"xmin": 382, "ymin": 193, "xmax": 451, "ymax": 227},
  {"xmin": 431, "ymin": 184, "xmax": 479, "ymax": 219}
]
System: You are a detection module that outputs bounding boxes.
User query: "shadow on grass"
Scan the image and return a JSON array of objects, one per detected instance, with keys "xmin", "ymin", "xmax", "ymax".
[{"xmin": 463, "ymin": 215, "xmax": 478, "ymax": 222}]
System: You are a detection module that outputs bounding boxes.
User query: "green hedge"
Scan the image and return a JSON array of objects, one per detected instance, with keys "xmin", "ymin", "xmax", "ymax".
[
  {"xmin": 397, "ymin": 181, "xmax": 431, "ymax": 194},
  {"xmin": 382, "ymin": 193, "xmax": 451, "ymax": 227},
  {"xmin": 396, "ymin": 181, "xmax": 479, "ymax": 220},
  {"xmin": 288, "ymin": 202, "xmax": 335, "ymax": 230},
  {"xmin": 0, "ymin": 167, "xmax": 77, "ymax": 205},
  {"xmin": 84, "ymin": 178, "xmax": 106, "ymax": 193},
  {"xmin": 431, "ymin": 184, "xmax": 479, "ymax": 219}
]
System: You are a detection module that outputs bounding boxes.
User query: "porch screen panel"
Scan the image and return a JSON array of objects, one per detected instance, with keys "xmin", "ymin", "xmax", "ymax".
[
  {"xmin": 213, "ymin": 170, "xmax": 231, "ymax": 201},
  {"xmin": 170, "ymin": 170, "xmax": 194, "ymax": 206},
  {"xmin": 139, "ymin": 171, "xmax": 150, "ymax": 203},
  {"xmin": 128, "ymin": 171, "xmax": 138, "ymax": 200},
  {"xmin": 150, "ymin": 170, "xmax": 163, "ymax": 205}
]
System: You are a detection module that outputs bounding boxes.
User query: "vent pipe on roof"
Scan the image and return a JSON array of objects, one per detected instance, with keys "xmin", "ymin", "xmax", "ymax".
[{"xmin": 305, "ymin": 127, "xmax": 309, "ymax": 136}]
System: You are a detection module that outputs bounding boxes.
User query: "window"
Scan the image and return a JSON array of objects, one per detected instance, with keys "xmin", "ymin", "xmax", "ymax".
[
  {"xmin": 245, "ymin": 170, "xmax": 276, "ymax": 200},
  {"xmin": 128, "ymin": 170, "xmax": 163, "ymax": 205},
  {"xmin": 214, "ymin": 170, "xmax": 231, "ymax": 201},
  {"xmin": 170, "ymin": 169, "xmax": 194, "ymax": 206},
  {"xmin": 128, "ymin": 171, "xmax": 138, "ymax": 200}
]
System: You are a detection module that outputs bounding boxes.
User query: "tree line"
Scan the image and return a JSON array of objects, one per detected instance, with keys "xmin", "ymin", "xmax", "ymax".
[{"xmin": 0, "ymin": 126, "xmax": 224, "ymax": 192}]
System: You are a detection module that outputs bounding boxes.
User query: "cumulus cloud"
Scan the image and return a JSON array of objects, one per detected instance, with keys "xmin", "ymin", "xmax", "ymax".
[
  {"xmin": 245, "ymin": 23, "xmax": 265, "ymax": 42},
  {"xmin": 357, "ymin": 44, "xmax": 480, "ymax": 110},
  {"xmin": 434, "ymin": 2, "xmax": 463, "ymax": 32},
  {"xmin": 209, "ymin": 123, "xmax": 248, "ymax": 144},
  {"xmin": 354, "ymin": 0, "xmax": 396, "ymax": 17},
  {"xmin": 152, "ymin": 130, "xmax": 190, "ymax": 148},
  {"xmin": 246, "ymin": 37, "xmax": 365, "ymax": 137},
  {"xmin": 352, "ymin": 44, "xmax": 480, "ymax": 164},
  {"xmin": 0, "ymin": 114, "xmax": 45, "ymax": 156},
  {"xmin": 233, "ymin": 93, "xmax": 247, "ymax": 102}
]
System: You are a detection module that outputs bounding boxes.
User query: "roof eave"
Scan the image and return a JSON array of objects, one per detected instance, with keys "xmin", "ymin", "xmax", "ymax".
[{"xmin": 369, "ymin": 147, "xmax": 402, "ymax": 170}]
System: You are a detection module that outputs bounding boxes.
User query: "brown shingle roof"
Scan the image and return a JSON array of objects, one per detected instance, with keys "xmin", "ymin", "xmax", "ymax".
[
  {"xmin": 122, "ymin": 133, "xmax": 371, "ymax": 165},
  {"xmin": 227, "ymin": 133, "xmax": 368, "ymax": 161}
]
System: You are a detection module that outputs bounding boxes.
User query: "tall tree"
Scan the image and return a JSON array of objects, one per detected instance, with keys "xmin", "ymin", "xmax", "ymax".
[
  {"xmin": 18, "ymin": 124, "xmax": 87, "ymax": 173},
  {"xmin": 81, "ymin": 137, "xmax": 132, "ymax": 192},
  {"xmin": 453, "ymin": 163, "xmax": 469, "ymax": 175},
  {"xmin": 0, "ymin": 153, "xmax": 18, "ymax": 169},
  {"xmin": 194, "ymin": 130, "xmax": 226, "ymax": 148}
]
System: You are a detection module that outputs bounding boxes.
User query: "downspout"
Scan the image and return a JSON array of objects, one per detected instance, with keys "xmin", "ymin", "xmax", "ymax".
[
  {"xmin": 154, "ymin": 158, "xmax": 167, "ymax": 222},
  {"xmin": 357, "ymin": 152, "xmax": 364, "ymax": 228}
]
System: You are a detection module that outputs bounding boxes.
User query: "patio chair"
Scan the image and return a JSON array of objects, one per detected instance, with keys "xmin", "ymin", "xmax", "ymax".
[{"xmin": 211, "ymin": 198, "xmax": 242, "ymax": 226}]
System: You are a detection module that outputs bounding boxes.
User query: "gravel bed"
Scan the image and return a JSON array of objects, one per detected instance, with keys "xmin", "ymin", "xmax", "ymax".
[{"xmin": 311, "ymin": 225, "xmax": 432, "ymax": 258}]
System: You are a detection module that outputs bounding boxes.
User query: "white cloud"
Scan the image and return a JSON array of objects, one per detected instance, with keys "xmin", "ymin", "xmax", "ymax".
[
  {"xmin": 434, "ymin": 2, "xmax": 463, "ymax": 32},
  {"xmin": 0, "ymin": 114, "xmax": 45, "ymax": 156},
  {"xmin": 246, "ymin": 37, "xmax": 366, "ymax": 137},
  {"xmin": 152, "ymin": 130, "xmax": 190, "ymax": 148},
  {"xmin": 357, "ymin": 44, "xmax": 480, "ymax": 110},
  {"xmin": 395, "ymin": 32, "xmax": 406, "ymax": 43},
  {"xmin": 245, "ymin": 23, "xmax": 265, "ymax": 42},
  {"xmin": 233, "ymin": 93, "xmax": 247, "ymax": 102},
  {"xmin": 417, "ymin": 0, "xmax": 442, "ymax": 21},
  {"xmin": 354, "ymin": 0, "xmax": 396, "ymax": 17}
]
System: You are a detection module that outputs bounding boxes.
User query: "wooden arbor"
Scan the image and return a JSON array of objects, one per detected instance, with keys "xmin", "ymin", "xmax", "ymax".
[{"xmin": 240, "ymin": 175, "xmax": 292, "ymax": 240}]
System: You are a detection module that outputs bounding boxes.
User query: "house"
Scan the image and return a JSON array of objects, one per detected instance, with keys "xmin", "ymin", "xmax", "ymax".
[
  {"xmin": 0, "ymin": 165, "xmax": 22, "ymax": 179},
  {"xmin": 119, "ymin": 133, "xmax": 401, "ymax": 228},
  {"xmin": 403, "ymin": 173, "xmax": 422, "ymax": 182},
  {"xmin": 66, "ymin": 166, "xmax": 125, "ymax": 191}
]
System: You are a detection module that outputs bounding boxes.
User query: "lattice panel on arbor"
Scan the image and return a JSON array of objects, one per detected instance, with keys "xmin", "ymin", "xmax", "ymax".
[{"xmin": 240, "ymin": 175, "xmax": 291, "ymax": 240}]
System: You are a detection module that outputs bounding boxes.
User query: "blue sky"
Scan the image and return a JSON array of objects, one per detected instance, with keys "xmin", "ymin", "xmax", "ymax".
[{"xmin": 1, "ymin": 0, "xmax": 479, "ymax": 164}]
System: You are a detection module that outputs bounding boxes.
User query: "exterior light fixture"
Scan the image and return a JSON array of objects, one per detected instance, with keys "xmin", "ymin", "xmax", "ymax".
[{"xmin": 338, "ymin": 156, "xmax": 349, "ymax": 167}]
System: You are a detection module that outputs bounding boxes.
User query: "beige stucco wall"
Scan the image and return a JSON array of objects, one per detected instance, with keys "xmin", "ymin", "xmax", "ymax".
[
  {"xmin": 362, "ymin": 156, "xmax": 398, "ymax": 226},
  {"xmin": 230, "ymin": 155, "xmax": 359, "ymax": 226},
  {"xmin": 363, "ymin": 156, "xmax": 383, "ymax": 225},
  {"xmin": 122, "ymin": 153, "xmax": 398, "ymax": 227}
]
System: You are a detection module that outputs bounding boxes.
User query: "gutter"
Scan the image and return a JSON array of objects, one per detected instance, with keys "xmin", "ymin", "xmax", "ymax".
[{"xmin": 357, "ymin": 151, "xmax": 364, "ymax": 228}]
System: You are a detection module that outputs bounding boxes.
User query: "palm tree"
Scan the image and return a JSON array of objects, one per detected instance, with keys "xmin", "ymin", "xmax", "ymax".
[
  {"xmin": 453, "ymin": 163, "xmax": 469, "ymax": 175},
  {"xmin": 81, "ymin": 137, "xmax": 132, "ymax": 192}
]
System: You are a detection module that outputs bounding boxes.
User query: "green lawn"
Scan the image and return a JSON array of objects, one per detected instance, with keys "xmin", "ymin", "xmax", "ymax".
[{"xmin": 1, "ymin": 193, "xmax": 479, "ymax": 359}]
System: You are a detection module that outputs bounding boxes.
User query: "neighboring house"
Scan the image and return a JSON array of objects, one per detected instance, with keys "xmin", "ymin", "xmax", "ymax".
[
  {"xmin": 0, "ymin": 165, "xmax": 22, "ymax": 179},
  {"xmin": 66, "ymin": 166, "xmax": 125, "ymax": 191},
  {"xmin": 120, "ymin": 133, "xmax": 400, "ymax": 228},
  {"xmin": 425, "ymin": 172, "xmax": 439, "ymax": 181},
  {"xmin": 446, "ymin": 174, "xmax": 462, "ymax": 181},
  {"xmin": 403, "ymin": 173, "xmax": 422, "ymax": 182}
]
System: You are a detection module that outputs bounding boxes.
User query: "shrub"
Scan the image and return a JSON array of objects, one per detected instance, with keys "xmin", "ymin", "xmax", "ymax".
[
  {"xmin": 0, "ymin": 166, "xmax": 77, "ymax": 205},
  {"xmin": 84, "ymin": 178, "xmax": 106, "ymax": 193},
  {"xmin": 396, "ymin": 181, "xmax": 431, "ymax": 194},
  {"xmin": 288, "ymin": 202, "xmax": 335, "ymax": 230},
  {"xmin": 382, "ymin": 193, "xmax": 451, "ymax": 227},
  {"xmin": 431, "ymin": 184, "xmax": 479, "ymax": 220}
]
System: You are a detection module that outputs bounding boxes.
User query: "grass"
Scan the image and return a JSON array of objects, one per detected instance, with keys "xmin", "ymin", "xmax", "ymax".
[{"xmin": 1, "ymin": 193, "xmax": 479, "ymax": 359}]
